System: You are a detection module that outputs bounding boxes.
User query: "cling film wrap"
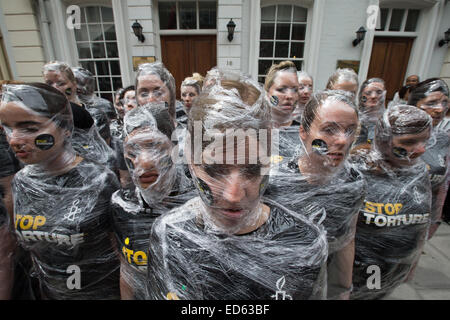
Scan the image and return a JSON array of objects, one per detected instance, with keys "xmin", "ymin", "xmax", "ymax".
[
  {"xmin": 0, "ymin": 196, "xmax": 16, "ymax": 299},
  {"xmin": 145, "ymin": 70, "xmax": 328, "ymax": 300},
  {"xmin": 146, "ymin": 196, "xmax": 328, "ymax": 300},
  {"xmin": 135, "ymin": 62, "xmax": 176, "ymax": 122},
  {"xmin": 72, "ymin": 67, "xmax": 117, "ymax": 120},
  {"xmin": 355, "ymin": 79, "xmax": 387, "ymax": 146},
  {"xmin": 350, "ymin": 104, "xmax": 433, "ymax": 299},
  {"xmin": 0, "ymin": 83, "xmax": 121, "ymax": 299},
  {"xmin": 111, "ymin": 103, "xmax": 196, "ymax": 299},
  {"xmin": 325, "ymin": 68, "xmax": 358, "ymax": 99},
  {"xmin": 267, "ymin": 90, "xmax": 364, "ymax": 299},
  {"xmin": 292, "ymin": 71, "xmax": 314, "ymax": 123}
]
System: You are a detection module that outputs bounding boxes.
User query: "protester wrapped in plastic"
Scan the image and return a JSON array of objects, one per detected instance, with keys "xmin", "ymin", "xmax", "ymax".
[
  {"xmin": 72, "ymin": 67, "xmax": 116, "ymax": 120},
  {"xmin": 354, "ymin": 78, "xmax": 387, "ymax": 146},
  {"xmin": 0, "ymin": 83, "xmax": 121, "ymax": 300},
  {"xmin": 266, "ymin": 90, "xmax": 366, "ymax": 299},
  {"xmin": 178, "ymin": 73, "xmax": 204, "ymax": 125},
  {"xmin": 349, "ymin": 105, "xmax": 433, "ymax": 300},
  {"xmin": 43, "ymin": 61, "xmax": 116, "ymax": 166},
  {"xmin": 111, "ymin": 103, "xmax": 196, "ymax": 299},
  {"xmin": 408, "ymin": 78, "xmax": 449, "ymax": 238},
  {"xmin": 146, "ymin": 71, "xmax": 328, "ymax": 300},
  {"xmin": 292, "ymin": 71, "xmax": 313, "ymax": 124},
  {"xmin": 325, "ymin": 68, "xmax": 359, "ymax": 100}
]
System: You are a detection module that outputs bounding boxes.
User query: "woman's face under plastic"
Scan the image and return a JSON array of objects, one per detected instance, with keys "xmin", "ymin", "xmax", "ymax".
[
  {"xmin": 416, "ymin": 91, "xmax": 449, "ymax": 127},
  {"xmin": 44, "ymin": 71, "xmax": 77, "ymax": 102},
  {"xmin": 181, "ymin": 86, "xmax": 198, "ymax": 110},
  {"xmin": 298, "ymin": 77, "xmax": 313, "ymax": 105},
  {"xmin": 136, "ymin": 74, "xmax": 171, "ymax": 107},
  {"xmin": 0, "ymin": 102, "xmax": 67, "ymax": 165},
  {"xmin": 332, "ymin": 81, "xmax": 358, "ymax": 97},
  {"xmin": 300, "ymin": 100, "xmax": 358, "ymax": 168},
  {"xmin": 124, "ymin": 130, "xmax": 173, "ymax": 190},
  {"xmin": 389, "ymin": 129, "xmax": 430, "ymax": 166},
  {"xmin": 361, "ymin": 82, "xmax": 385, "ymax": 109},
  {"xmin": 114, "ymin": 93, "xmax": 125, "ymax": 119},
  {"xmin": 123, "ymin": 90, "xmax": 137, "ymax": 114},
  {"xmin": 268, "ymin": 71, "xmax": 299, "ymax": 117}
]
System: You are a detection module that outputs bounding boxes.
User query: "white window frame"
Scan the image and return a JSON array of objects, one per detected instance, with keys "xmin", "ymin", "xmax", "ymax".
[
  {"xmin": 375, "ymin": 7, "xmax": 421, "ymax": 37},
  {"xmin": 248, "ymin": 0, "xmax": 318, "ymax": 81}
]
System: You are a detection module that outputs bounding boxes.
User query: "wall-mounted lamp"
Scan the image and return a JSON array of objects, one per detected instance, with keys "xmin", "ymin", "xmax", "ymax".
[
  {"xmin": 438, "ymin": 28, "xmax": 450, "ymax": 47},
  {"xmin": 352, "ymin": 26, "xmax": 367, "ymax": 47},
  {"xmin": 227, "ymin": 19, "xmax": 236, "ymax": 42},
  {"xmin": 132, "ymin": 20, "xmax": 145, "ymax": 43}
]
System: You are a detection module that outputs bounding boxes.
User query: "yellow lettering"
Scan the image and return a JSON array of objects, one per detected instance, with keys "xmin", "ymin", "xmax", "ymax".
[
  {"xmin": 373, "ymin": 203, "xmax": 384, "ymax": 214},
  {"xmin": 123, "ymin": 247, "xmax": 133, "ymax": 264},
  {"xmin": 365, "ymin": 202, "xmax": 375, "ymax": 213},
  {"xmin": 20, "ymin": 215, "xmax": 34, "ymax": 230},
  {"xmin": 33, "ymin": 216, "xmax": 46, "ymax": 230},
  {"xmin": 394, "ymin": 203, "xmax": 403, "ymax": 214},
  {"xmin": 385, "ymin": 203, "xmax": 395, "ymax": 216},
  {"xmin": 133, "ymin": 251, "xmax": 147, "ymax": 266},
  {"xmin": 15, "ymin": 214, "xmax": 23, "ymax": 229}
]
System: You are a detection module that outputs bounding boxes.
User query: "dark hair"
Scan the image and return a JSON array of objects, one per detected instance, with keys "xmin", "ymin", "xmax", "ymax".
[
  {"xmin": 119, "ymin": 85, "xmax": 136, "ymax": 101},
  {"xmin": 301, "ymin": 90, "xmax": 358, "ymax": 132},
  {"xmin": 2, "ymin": 82, "xmax": 73, "ymax": 130},
  {"xmin": 407, "ymin": 78, "xmax": 449, "ymax": 107}
]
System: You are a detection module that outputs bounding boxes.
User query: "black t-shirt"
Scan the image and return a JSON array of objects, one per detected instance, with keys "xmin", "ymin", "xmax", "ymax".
[
  {"xmin": 273, "ymin": 126, "xmax": 302, "ymax": 158},
  {"xmin": 70, "ymin": 102, "xmax": 94, "ymax": 130},
  {"xmin": 111, "ymin": 166, "xmax": 196, "ymax": 299},
  {"xmin": 354, "ymin": 121, "xmax": 376, "ymax": 146},
  {"xmin": 349, "ymin": 152, "xmax": 432, "ymax": 299},
  {"xmin": 13, "ymin": 159, "xmax": 121, "ymax": 300},
  {"xmin": 146, "ymin": 197, "xmax": 328, "ymax": 300},
  {"xmin": 266, "ymin": 156, "xmax": 366, "ymax": 299},
  {"xmin": 421, "ymin": 129, "xmax": 449, "ymax": 222}
]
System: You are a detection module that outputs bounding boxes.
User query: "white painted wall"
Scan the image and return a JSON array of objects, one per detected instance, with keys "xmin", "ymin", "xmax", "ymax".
[
  {"xmin": 217, "ymin": 0, "xmax": 242, "ymax": 72},
  {"xmin": 427, "ymin": 2, "xmax": 450, "ymax": 80}
]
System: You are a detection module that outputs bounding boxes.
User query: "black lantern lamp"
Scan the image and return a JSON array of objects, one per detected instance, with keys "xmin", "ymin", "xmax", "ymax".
[
  {"xmin": 438, "ymin": 28, "xmax": 450, "ymax": 47},
  {"xmin": 132, "ymin": 20, "xmax": 146, "ymax": 43},
  {"xmin": 352, "ymin": 26, "xmax": 367, "ymax": 47},
  {"xmin": 227, "ymin": 19, "xmax": 236, "ymax": 42}
]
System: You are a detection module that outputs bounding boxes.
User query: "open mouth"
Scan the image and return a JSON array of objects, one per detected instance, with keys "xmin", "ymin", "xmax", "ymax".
[
  {"xmin": 219, "ymin": 208, "xmax": 245, "ymax": 219},
  {"xmin": 14, "ymin": 149, "xmax": 31, "ymax": 159},
  {"xmin": 327, "ymin": 152, "xmax": 344, "ymax": 160}
]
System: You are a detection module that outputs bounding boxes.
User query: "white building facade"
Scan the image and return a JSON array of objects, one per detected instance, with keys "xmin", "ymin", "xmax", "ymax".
[{"xmin": 1, "ymin": 0, "xmax": 449, "ymax": 101}]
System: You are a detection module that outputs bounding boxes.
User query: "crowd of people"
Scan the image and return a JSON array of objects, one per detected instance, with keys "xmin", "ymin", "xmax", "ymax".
[{"xmin": 0, "ymin": 59, "xmax": 448, "ymax": 300}]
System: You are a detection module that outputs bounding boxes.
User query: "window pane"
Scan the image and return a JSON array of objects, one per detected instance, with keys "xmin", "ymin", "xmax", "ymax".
[
  {"xmin": 405, "ymin": 9, "xmax": 420, "ymax": 32},
  {"xmin": 98, "ymin": 77, "xmax": 112, "ymax": 92},
  {"xmin": 74, "ymin": 24, "xmax": 89, "ymax": 42},
  {"xmin": 80, "ymin": 7, "xmax": 86, "ymax": 24},
  {"xmin": 106, "ymin": 43, "xmax": 118, "ymax": 58},
  {"xmin": 261, "ymin": 6, "xmax": 275, "ymax": 21},
  {"xmin": 77, "ymin": 43, "xmax": 92, "ymax": 59},
  {"xmin": 159, "ymin": 2, "xmax": 177, "ymax": 29},
  {"xmin": 389, "ymin": 9, "xmax": 405, "ymax": 31},
  {"xmin": 258, "ymin": 76, "xmax": 265, "ymax": 84},
  {"xmin": 110, "ymin": 61, "xmax": 121, "ymax": 75},
  {"xmin": 101, "ymin": 93, "xmax": 113, "ymax": 103},
  {"xmin": 276, "ymin": 23, "xmax": 290, "ymax": 40},
  {"xmin": 290, "ymin": 42, "xmax": 304, "ymax": 59},
  {"xmin": 92, "ymin": 43, "xmax": 106, "ymax": 58},
  {"xmin": 259, "ymin": 42, "xmax": 273, "ymax": 57},
  {"xmin": 80, "ymin": 61, "xmax": 95, "ymax": 74},
  {"xmin": 277, "ymin": 5, "xmax": 292, "ymax": 22},
  {"xmin": 112, "ymin": 77, "xmax": 123, "ymax": 91},
  {"xmin": 260, "ymin": 23, "xmax": 274, "ymax": 39},
  {"xmin": 258, "ymin": 60, "xmax": 273, "ymax": 76},
  {"xmin": 104, "ymin": 24, "xmax": 117, "ymax": 41},
  {"xmin": 293, "ymin": 6, "xmax": 307, "ymax": 22},
  {"xmin": 88, "ymin": 24, "xmax": 104, "ymax": 41},
  {"xmin": 96, "ymin": 61, "xmax": 109, "ymax": 76},
  {"xmin": 377, "ymin": 8, "xmax": 389, "ymax": 31},
  {"xmin": 86, "ymin": 6, "xmax": 101, "ymax": 23},
  {"xmin": 199, "ymin": 1, "xmax": 217, "ymax": 29},
  {"xmin": 292, "ymin": 24, "xmax": 306, "ymax": 40},
  {"xmin": 101, "ymin": 7, "xmax": 114, "ymax": 23},
  {"xmin": 180, "ymin": 1, "xmax": 196, "ymax": 29},
  {"xmin": 275, "ymin": 42, "xmax": 289, "ymax": 57}
]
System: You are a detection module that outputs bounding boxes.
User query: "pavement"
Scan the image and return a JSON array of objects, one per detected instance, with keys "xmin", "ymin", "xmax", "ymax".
[{"xmin": 384, "ymin": 222, "xmax": 450, "ymax": 300}]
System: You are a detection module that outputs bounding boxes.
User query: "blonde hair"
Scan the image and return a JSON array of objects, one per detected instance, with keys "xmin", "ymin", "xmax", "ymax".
[
  {"xmin": 264, "ymin": 61, "xmax": 298, "ymax": 91},
  {"xmin": 182, "ymin": 73, "xmax": 205, "ymax": 95},
  {"xmin": 43, "ymin": 61, "xmax": 77, "ymax": 84}
]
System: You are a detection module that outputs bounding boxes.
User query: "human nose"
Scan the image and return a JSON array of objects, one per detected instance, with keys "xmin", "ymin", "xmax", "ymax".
[
  {"xmin": 136, "ymin": 151, "xmax": 157, "ymax": 170},
  {"xmin": 221, "ymin": 172, "xmax": 246, "ymax": 204}
]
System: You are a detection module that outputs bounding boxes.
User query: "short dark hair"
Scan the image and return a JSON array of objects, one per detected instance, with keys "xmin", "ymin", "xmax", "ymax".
[{"xmin": 407, "ymin": 78, "xmax": 449, "ymax": 107}]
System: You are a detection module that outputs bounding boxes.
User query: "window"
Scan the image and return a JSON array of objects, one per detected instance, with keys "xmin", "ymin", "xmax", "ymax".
[
  {"xmin": 376, "ymin": 8, "xmax": 420, "ymax": 33},
  {"xmin": 258, "ymin": 5, "xmax": 307, "ymax": 83},
  {"xmin": 158, "ymin": 1, "xmax": 217, "ymax": 30},
  {"xmin": 73, "ymin": 6, "xmax": 122, "ymax": 102}
]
